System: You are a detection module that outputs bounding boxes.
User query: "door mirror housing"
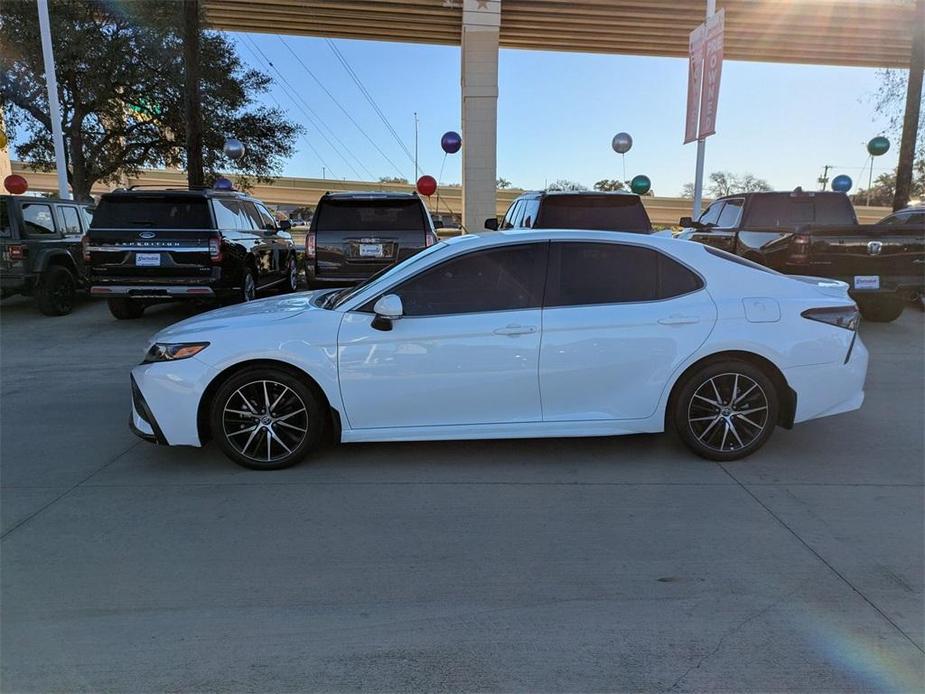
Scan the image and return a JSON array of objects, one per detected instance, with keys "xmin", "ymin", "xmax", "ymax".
[
  {"xmin": 679, "ymin": 216, "xmax": 694, "ymax": 227},
  {"xmin": 371, "ymin": 294, "xmax": 403, "ymax": 331},
  {"xmin": 484, "ymin": 217, "xmax": 499, "ymax": 231}
]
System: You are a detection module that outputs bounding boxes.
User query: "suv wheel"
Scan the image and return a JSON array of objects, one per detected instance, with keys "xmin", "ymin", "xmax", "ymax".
[
  {"xmin": 672, "ymin": 359, "xmax": 779, "ymax": 462},
  {"xmin": 107, "ymin": 297, "xmax": 146, "ymax": 320},
  {"xmin": 209, "ymin": 366, "xmax": 324, "ymax": 470},
  {"xmin": 855, "ymin": 295, "xmax": 904, "ymax": 323},
  {"xmin": 35, "ymin": 266, "xmax": 77, "ymax": 316},
  {"xmin": 241, "ymin": 268, "xmax": 257, "ymax": 302},
  {"xmin": 282, "ymin": 256, "xmax": 299, "ymax": 293}
]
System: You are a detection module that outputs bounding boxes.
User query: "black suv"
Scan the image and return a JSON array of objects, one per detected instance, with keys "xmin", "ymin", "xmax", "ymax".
[
  {"xmin": 304, "ymin": 191, "xmax": 438, "ymax": 287},
  {"xmin": 86, "ymin": 188, "xmax": 298, "ymax": 319},
  {"xmin": 486, "ymin": 190, "xmax": 653, "ymax": 233},
  {"xmin": 1, "ymin": 194, "xmax": 94, "ymax": 316}
]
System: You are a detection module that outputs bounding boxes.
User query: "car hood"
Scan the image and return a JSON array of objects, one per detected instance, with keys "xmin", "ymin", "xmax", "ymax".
[{"xmin": 152, "ymin": 291, "xmax": 328, "ymax": 342}]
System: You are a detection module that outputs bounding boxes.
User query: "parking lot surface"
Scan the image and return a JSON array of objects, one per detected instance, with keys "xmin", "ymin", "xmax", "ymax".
[{"xmin": 1, "ymin": 295, "xmax": 923, "ymax": 692}]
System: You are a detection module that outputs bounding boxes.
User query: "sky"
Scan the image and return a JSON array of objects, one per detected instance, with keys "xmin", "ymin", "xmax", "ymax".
[{"xmin": 233, "ymin": 32, "xmax": 898, "ymax": 197}]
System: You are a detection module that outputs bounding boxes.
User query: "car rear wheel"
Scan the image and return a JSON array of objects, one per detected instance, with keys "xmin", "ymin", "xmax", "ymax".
[
  {"xmin": 855, "ymin": 295, "xmax": 904, "ymax": 323},
  {"xmin": 35, "ymin": 266, "xmax": 77, "ymax": 316},
  {"xmin": 209, "ymin": 366, "xmax": 325, "ymax": 470},
  {"xmin": 282, "ymin": 256, "xmax": 299, "ymax": 293},
  {"xmin": 107, "ymin": 297, "xmax": 146, "ymax": 320},
  {"xmin": 240, "ymin": 268, "xmax": 257, "ymax": 302},
  {"xmin": 672, "ymin": 359, "xmax": 779, "ymax": 461}
]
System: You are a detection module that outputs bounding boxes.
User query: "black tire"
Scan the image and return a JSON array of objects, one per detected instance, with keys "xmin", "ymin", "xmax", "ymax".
[
  {"xmin": 35, "ymin": 266, "xmax": 77, "ymax": 316},
  {"xmin": 672, "ymin": 359, "xmax": 779, "ymax": 462},
  {"xmin": 239, "ymin": 266, "xmax": 257, "ymax": 303},
  {"xmin": 281, "ymin": 255, "xmax": 299, "ymax": 293},
  {"xmin": 856, "ymin": 295, "xmax": 904, "ymax": 323},
  {"xmin": 107, "ymin": 297, "xmax": 146, "ymax": 320},
  {"xmin": 209, "ymin": 366, "xmax": 325, "ymax": 470}
]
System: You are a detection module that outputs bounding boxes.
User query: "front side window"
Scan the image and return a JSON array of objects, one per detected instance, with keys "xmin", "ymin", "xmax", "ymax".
[
  {"xmin": 22, "ymin": 203, "xmax": 56, "ymax": 235},
  {"xmin": 500, "ymin": 200, "xmax": 523, "ymax": 230},
  {"xmin": 255, "ymin": 203, "xmax": 277, "ymax": 229},
  {"xmin": 698, "ymin": 202, "xmax": 724, "ymax": 227},
  {"xmin": 391, "ymin": 243, "xmax": 547, "ymax": 316},
  {"xmin": 59, "ymin": 206, "xmax": 83, "ymax": 235},
  {"xmin": 716, "ymin": 198, "xmax": 744, "ymax": 227}
]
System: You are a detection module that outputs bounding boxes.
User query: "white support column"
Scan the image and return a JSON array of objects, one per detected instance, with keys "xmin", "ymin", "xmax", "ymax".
[{"xmin": 461, "ymin": 0, "xmax": 500, "ymax": 232}]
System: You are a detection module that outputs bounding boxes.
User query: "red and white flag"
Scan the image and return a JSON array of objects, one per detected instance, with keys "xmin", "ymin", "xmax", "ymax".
[
  {"xmin": 684, "ymin": 23, "xmax": 706, "ymax": 144},
  {"xmin": 697, "ymin": 9, "xmax": 725, "ymax": 139}
]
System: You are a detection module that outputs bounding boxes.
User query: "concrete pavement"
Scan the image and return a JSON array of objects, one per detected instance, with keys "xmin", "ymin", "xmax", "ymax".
[{"xmin": 1, "ymin": 295, "xmax": 923, "ymax": 692}]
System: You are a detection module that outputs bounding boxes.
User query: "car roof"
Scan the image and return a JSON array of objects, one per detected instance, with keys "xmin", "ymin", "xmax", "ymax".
[
  {"xmin": 321, "ymin": 191, "xmax": 421, "ymax": 200},
  {"xmin": 99, "ymin": 188, "xmax": 257, "ymax": 201},
  {"xmin": 515, "ymin": 190, "xmax": 637, "ymax": 199},
  {"xmin": 713, "ymin": 190, "xmax": 848, "ymax": 202},
  {"xmin": 1, "ymin": 194, "xmax": 92, "ymax": 205}
]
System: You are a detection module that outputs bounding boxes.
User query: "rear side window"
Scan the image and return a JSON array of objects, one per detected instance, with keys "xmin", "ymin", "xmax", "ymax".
[
  {"xmin": 536, "ymin": 195, "xmax": 652, "ymax": 232},
  {"xmin": 546, "ymin": 242, "xmax": 703, "ymax": 307},
  {"xmin": 315, "ymin": 199, "xmax": 426, "ymax": 232},
  {"xmin": 0, "ymin": 199, "xmax": 9, "ymax": 237},
  {"xmin": 521, "ymin": 198, "xmax": 540, "ymax": 228},
  {"xmin": 393, "ymin": 243, "xmax": 546, "ymax": 316},
  {"xmin": 59, "ymin": 206, "xmax": 83, "ymax": 235},
  {"xmin": 22, "ymin": 203, "xmax": 56, "ymax": 235},
  {"xmin": 92, "ymin": 196, "xmax": 211, "ymax": 229},
  {"xmin": 213, "ymin": 199, "xmax": 243, "ymax": 230}
]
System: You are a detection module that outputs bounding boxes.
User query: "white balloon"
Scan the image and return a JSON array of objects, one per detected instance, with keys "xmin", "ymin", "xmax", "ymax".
[{"xmin": 611, "ymin": 132, "xmax": 633, "ymax": 154}]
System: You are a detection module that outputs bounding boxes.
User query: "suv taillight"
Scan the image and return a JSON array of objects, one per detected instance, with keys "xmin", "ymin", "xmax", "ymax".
[
  {"xmin": 788, "ymin": 234, "xmax": 811, "ymax": 264},
  {"xmin": 209, "ymin": 234, "xmax": 223, "ymax": 263},
  {"xmin": 81, "ymin": 234, "xmax": 90, "ymax": 262},
  {"xmin": 305, "ymin": 230, "xmax": 316, "ymax": 258},
  {"xmin": 801, "ymin": 306, "xmax": 859, "ymax": 331},
  {"xmin": 8, "ymin": 244, "xmax": 24, "ymax": 261}
]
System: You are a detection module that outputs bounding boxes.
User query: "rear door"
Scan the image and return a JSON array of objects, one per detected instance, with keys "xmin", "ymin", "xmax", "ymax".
[
  {"xmin": 539, "ymin": 241, "xmax": 716, "ymax": 421},
  {"xmin": 313, "ymin": 197, "xmax": 428, "ymax": 280}
]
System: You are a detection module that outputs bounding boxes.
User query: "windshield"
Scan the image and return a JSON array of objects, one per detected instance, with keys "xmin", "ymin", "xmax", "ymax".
[{"xmin": 326, "ymin": 241, "xmax": 448, "ymax": 309}]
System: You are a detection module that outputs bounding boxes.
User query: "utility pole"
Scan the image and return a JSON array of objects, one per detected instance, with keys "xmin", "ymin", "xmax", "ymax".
[
  {"xmin": 37, "ymin": 0, "xmax": 70, "ymax": 199},
  {"xmin": 182, "ymin": 0, "xmax": 204, "ymax": 188},
  {"xmin": 893, "ymin": 0, "xmax": 924, "ymax": 211},
  {"xmin": 413, "ymin": 112, "xmax": 419, "ymax": 182},
  {"xmin": 818, "ymin": 164, "xmax": 832, "ymax": 190}
]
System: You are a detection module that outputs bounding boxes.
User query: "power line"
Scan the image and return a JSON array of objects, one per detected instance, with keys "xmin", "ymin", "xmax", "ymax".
[
  {"xmin": 239, "ymin": 34, "xmax": 372, "ymax": 180},
  {"xmin": 259, "ymin": 80, "xmax": 337, "ymax": 180},
  {"xmin": 278, "ymin": 36, "xmax": 407, "ymax": 178},
  {"xmin": 325, "ymin": 38, "xmax": 418, "ymax": 175}
]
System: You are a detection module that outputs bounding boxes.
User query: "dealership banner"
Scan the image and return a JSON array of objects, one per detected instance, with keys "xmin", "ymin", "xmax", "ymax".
[
  {"xmin": 697, "ymin": 9, "xmax": 725, "ymax": 139},
  {"xmin": 684, "ymin": 22, "xmax": 706, "ymax": 144}
]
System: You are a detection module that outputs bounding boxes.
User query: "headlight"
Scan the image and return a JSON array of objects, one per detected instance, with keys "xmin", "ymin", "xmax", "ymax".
[{"xmin": 143, "ymin": 342, "xmax": 210, "ymax": 363}]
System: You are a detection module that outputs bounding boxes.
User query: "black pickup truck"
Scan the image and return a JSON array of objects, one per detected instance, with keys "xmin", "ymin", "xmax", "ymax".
[
  {"xmin": 1, "ymin": 194, "xmax": 94, "ymax": 315},
  {"xmin": 679, "ymin": 190, "xmax": 925, "ymax": 322}
]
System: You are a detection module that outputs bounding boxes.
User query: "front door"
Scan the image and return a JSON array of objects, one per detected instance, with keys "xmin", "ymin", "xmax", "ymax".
[
  {"xmin": 338, "ymin": 242, "xmax": 548, "ymax": 429},
  {"xmin": 539, "ymin": 242, "xmax": 716, "ymax": 421}
]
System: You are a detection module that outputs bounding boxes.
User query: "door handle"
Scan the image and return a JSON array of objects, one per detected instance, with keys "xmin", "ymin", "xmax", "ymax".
[
  {"xmin": 493, "ymin": 324, "xmax": 537, "ymax": 336},
  {"xmin": 658, "ymin": 315, "xmax": 700, "ymax": 325}
]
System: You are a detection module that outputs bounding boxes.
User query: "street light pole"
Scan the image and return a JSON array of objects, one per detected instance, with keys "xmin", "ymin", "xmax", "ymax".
[
  {"xmin": 691, "ymin": 0, "xmax": 716, "ymax": 218},
  {"xmin": 36, "ymin": 0, "xmax": 69, "ymax": 199}
]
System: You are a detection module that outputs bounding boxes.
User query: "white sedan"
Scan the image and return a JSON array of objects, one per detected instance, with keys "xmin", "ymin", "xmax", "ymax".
[{"xmin": 130, "ymin": 230, "xmax": 868, "ymax": 470}]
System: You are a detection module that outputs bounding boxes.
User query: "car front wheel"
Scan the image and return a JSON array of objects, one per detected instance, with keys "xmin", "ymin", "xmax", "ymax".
[
  {"xmin": 209, "ymin": 366, "xmax": 325, "ymax": 470},
  {"xmin": 672, "ymin": 360, "xmax": 779, "ymax": 461}
]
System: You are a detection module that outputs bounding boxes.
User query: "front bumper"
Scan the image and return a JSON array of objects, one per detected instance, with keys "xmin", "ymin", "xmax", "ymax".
[
  {"xmin": 785, "ymin": 334, "xmax": 869, "ymax": 424},
  {"xmin": 130, "ymin": 357, "xmax": 218, "ymax": 446}
]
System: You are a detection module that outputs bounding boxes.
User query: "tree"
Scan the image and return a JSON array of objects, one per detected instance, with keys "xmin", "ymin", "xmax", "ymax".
[
  {"xmin": 379, "ymin": 176, "xmax": 408, "ymax": 184},
  {"xmin": 0, "ymin": 0, "xmax": 300, "ymax": 200},
  {"xmin": 546, "ymin": 179, "xmax": 587, "ymax": 192},
  {"xmin": 496, "ymin": 177, "xmax": 511, "ymax": 189},
  {"xmin": 680, "ymin": 182, "xmax": 695, "ymax": 198},
  {"xmin": 593, "ymin": 178, "xmax": 624, "ymax": 192},
  {"xmin": 853, "ymin": 158, "xmax": 925, "ymax": 206},
  {"xmin": 708, "ymin": 171, "xmax": 771, "ymax": 197}
]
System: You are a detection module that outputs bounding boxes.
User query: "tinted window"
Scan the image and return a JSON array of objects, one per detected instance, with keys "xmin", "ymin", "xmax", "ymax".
[
  {"xmin": 393, "ymin": 243, "xmax": 546, "ymax": 316},
  {"xmin": 717, "ymin": 198, "xmax": 743, "ymax": 227},
  {"xmin": 521, "ymin": 198, "xmax": 540, "ymax": 228},
  {"xmin": 0, "ymin": 199, "xmax": 9, "ymax": 237},
  {"xmin": 746, "ymin": 194, "xmax": 856, "ymax": 227},
  {"xmin": 315, "ymin": 199, "xmax": 425, "ymax": 232},
  {"xmin": 658, "ymin": 253, "xmax": 703, "ymax": 297},
  {"xmin": 80, "ymin": 206, "xmax": 94, "ymax": 230},
  {"xmin": 92, "ymin": 196, "xmax": 211, "ymax": 229},
  {"xmin": 535, "ymin": 195, "xmax": 651, "ymax": 232},
  {"xmin": 699, "ymin": 202, "xmax": 724, "ymax": 226},
  {"xmin": 59, "ymin": 206, "xmax": 82, "ymax": 235},
  {"xmin": 546, "ymin": 242, "xmax": 657, "ymax": 306},
  {"xmin": 500, "ymin": 200, "xmax": 523, "ymax": 230},
  {"xmin": 240, "ymin": 201, "xmax": 265, "ymax": 230},
  {"xmin": 22, "ymin": 203, "xmax": 56, "ymax": 235},
  {"xmin": 213, "ymin": 199, "xmax": 243, "ymax": 230},
  {"xmin": 255, "ymin": 203, "xmax": 276, "ymax": 229}
]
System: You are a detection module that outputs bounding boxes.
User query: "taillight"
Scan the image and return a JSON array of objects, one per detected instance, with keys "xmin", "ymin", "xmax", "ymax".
[
  {"xmin": 8, "ymin": 244, "xmax": 24, "ymax": 261},
  {"xmin": 209, "ymin": 234, "xmax": 223, "ymax": 263},
  {"xmin": 788, "ymin": 234, "xmax": 811, "ymax": 264},
  {"xmin": 81, "ymin": 234, "xmax": 90, "ymax": 262},
  {"xmin": 801, "ymin": 305, "xmax": 859, "ymax": 331},
  {"xmin": 425, "ymin": 232, "xmax": 437, "ymax": 247},
  {"xmin": 305, "ymin": 231, "xmax": 316, "ymax": 258}
]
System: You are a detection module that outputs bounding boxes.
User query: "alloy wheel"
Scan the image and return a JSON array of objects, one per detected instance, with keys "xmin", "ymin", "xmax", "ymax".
[
  {"xmin": 288, "ymin": 258, "xmax": 298, "ymax": 291},
  {"xmin": 243, "ymin": 272, "xmax": 256, "ymax": 301},
  {"xmin": 222, "ymin": 379, "xmax": 309, "ymax": 464},
  {"xmin": 687, "ymin": 372, "xmax": 769, "ymax": 453}
]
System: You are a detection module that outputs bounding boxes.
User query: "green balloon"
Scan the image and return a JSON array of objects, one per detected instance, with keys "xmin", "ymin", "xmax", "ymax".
[
  {"xmin": 867, "ymin": 136, "xmax": 890, "ymax": 156},
  {"xmin": 630, "ymin": 174, "xmax": 651, "ymax": 195}
]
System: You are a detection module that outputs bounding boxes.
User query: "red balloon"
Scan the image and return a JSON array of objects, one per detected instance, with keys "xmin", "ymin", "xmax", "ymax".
[
  {"xmin": 416, "ymin": 175, "xmax": 437, "ymax": 197},
  {"xmin": 4, "ymin": 174, "xmax": 28, "ymax": 195}
]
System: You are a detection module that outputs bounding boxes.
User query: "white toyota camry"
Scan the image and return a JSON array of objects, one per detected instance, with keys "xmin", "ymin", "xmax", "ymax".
[{"xmin": 130, "ymin": 230, "xmax": 868, "ymax": 470}]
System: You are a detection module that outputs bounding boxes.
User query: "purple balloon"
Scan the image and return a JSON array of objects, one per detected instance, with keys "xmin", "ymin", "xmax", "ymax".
[
  {"xmin": 213, "ymin": 177, "xmax": 234, "ymax": 191},
  {"xmin": 441, "ymin": 131, "xmax": 462, "ymax": 154}
]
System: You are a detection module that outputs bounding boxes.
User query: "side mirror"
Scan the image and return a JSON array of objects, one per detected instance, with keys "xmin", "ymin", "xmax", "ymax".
[
  {"xmin": 484, "ymin": 217, "xmax": 499, "ymax": 231},
  {"xmin": 278, "ymin": 219, "xmax": 292, "ymax": 231},
  {"xmin": 371, "ymin": 294, "xmax": 403, "ymax": 331},
  {"xmin": 433, "ymin": 219, "xmax": 445, "ymax": 229},
  {"xmin": 679, "ymin": 216, "xmax": 694, "ymax": 227}
]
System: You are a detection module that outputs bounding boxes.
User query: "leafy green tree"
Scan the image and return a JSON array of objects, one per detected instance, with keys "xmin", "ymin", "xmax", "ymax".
[
  {"xmin": 496, "ymin": 177, "xmax": 512, "ymax": 189},
  {"xmin": 853, "ymin": 158, "xmax": 925, "ymax": 206},
  {"xmin": 0, "ymin": 0, "xmax": 300, "ymax": 199},
  {"xmin": 593, "ymin": 179, "xmax": 624, "ymax": 192}
]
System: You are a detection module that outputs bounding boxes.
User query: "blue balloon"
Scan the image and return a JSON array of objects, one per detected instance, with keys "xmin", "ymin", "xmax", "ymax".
[
  {"xmin": 441, "ymin": 131, "xmax": 462, "ymax": 154},
  {"xmin": 213, "ymin": 177, "xmax": 234, "ymax": 191},
  {"xmin": 831, "ymin": 174, "xmax": 852, "ymax": 193}
]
